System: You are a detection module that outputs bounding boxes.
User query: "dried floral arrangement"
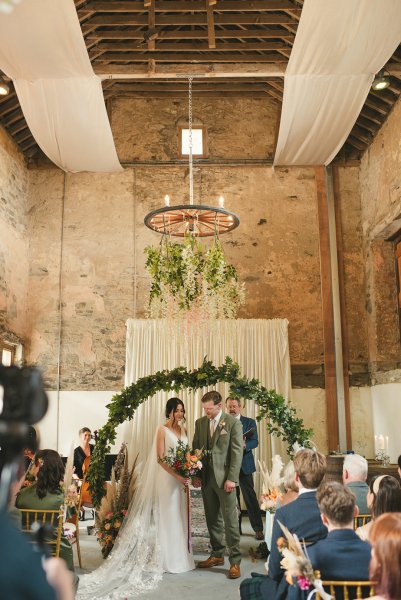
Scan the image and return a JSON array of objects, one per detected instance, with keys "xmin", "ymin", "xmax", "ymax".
[
  {"xmin": 96, "ymin": 443, "xmax": 139, "ymax": 558},
  {"xmin": 259, "ymin": 455, "xmax": 284, "ymax": 513}
]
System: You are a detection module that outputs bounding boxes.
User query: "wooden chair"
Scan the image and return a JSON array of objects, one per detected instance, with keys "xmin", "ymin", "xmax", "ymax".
[
  {"xmin": 317, "ymin": 581, "xmax": 376, "ymax": 600},
  {"xmin": 354, "ymin": 514, "xmax": 372, "ymax": 529},
  {"xmin": 73, "ymin": 477, "xmax": 87, "ymax": 568},
  {"xmin": 20, "ymin": 507, "xmax": 64, "ymax": 558}
]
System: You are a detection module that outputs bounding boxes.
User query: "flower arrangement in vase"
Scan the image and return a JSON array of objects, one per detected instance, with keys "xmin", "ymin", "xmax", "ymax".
[{"xmin": 258, "ymin": 455, "xmax": 284, "ymax": 513}]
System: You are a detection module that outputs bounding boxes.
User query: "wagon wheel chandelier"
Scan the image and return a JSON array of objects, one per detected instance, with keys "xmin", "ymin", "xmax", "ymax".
[{"xmin": 144, "ymin": 77, "xmax": 240, "ymax": 238}]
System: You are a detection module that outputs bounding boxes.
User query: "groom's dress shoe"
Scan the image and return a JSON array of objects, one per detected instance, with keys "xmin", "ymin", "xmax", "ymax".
[
  {"xmin": 197, "ymin": 557, "xmax": 224, "ymax": 568},
  {"xmin": 228, "ymin": 564, "xmax": 241, "ymax": 579}
]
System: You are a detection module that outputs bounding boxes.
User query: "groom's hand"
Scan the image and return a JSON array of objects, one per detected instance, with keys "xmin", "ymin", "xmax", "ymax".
[
  {"xmin": 224, "ymin": 480, "xmax": 236, "ymax": 493},
  {"xmin": 192, "ymin": 477, "xmax": 202, "ymax": 488}
]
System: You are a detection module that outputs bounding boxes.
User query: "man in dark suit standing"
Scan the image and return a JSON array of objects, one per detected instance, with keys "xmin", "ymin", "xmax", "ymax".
[
  {"xmin": 240, "ymin": 448, "xmax": 327, "ymax": 600},
  {"xmin": 226, "ymin": 398, "xmax": 264, "ymax": 540}
]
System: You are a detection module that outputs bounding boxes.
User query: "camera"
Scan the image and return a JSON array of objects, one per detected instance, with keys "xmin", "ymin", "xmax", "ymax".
[{"xmin": 0, "ymin": 365, "xmax": 48, "ymax": 512}]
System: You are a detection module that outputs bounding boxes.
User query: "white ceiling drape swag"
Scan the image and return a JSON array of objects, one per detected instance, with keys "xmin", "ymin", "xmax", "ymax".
[
  {"xmin": 123, "ymin": 318, "xmax": 292, "ymax": 495},
  {"xmin": 274, "ymin": 0, "xmax": 401, "ymax": 167},
  {"xmin": 0, "ymin": 0, "xmax": 122, "ymax": 172}
]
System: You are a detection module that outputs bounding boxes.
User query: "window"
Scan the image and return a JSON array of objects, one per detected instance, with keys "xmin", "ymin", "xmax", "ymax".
[
  {"xmin": 1, "ymin": 343, "xmax": 14, "ymax": 366},
  {"xmin": 179, "ymin": 126, "xmax": 206, "ymax": 158}
]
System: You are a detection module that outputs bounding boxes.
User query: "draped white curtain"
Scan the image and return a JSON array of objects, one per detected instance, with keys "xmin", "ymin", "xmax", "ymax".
[
  {"xmin": 123, "ymin": 318, "xmax": 292, "ymax": 495},
  {"xmin": 274, "ymin": 0, "xmax": 401, "ymax": 166},
  {"xmin": 0, "ymin": 0, "xmax": 122, "ymax": 172}
]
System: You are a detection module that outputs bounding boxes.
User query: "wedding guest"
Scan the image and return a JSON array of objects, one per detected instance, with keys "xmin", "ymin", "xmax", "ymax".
[
  {"xmin": 16, "ymin": 449, "xmax": 74, "ymax": 571},
  {"xmin": 240, "ymin": 448, "xmax": 327, "ymax": 600},
  {"xmin": 73, "ymin": 426, "xmax": 94, "ymax": 479},
  {"xmin": 369, "ymin": 512, "xmax": 401, "ymax": 600},
  {"xmin": 342, "ymin": 453, "xmax": 369, "ymax": 513},
  {"xmin": 287, "ymin": 482, "xmax": 371, "ymax": 600},
  {"xmin": 398, "ymin": 454, "xmax": 401, "ymax": 479},
  {"xmin": 278, "ymin": 461, "xmax": 298, "ymax": 507},
  {"xmin": 226, "ymin": 397, "xmax": 264, "ymax": 540},
  {"xmin": 356, "ymin": 474, "xmax": 401, "ymax": 542}
]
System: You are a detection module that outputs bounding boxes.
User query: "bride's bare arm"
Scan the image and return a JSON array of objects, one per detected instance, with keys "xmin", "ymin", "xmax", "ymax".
[{"xmin": 156, "ymin": 427, "xmax": 188, "ymax": 486}]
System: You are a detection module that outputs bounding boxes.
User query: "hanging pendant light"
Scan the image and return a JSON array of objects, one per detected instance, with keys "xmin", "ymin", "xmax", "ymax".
[{"xmin": 144, "ymin": 77, "xmax": 240, "ymax": 237}]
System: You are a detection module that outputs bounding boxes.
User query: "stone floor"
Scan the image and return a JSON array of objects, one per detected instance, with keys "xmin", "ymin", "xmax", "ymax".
[{"xmin": 74, "ymin": 512, "xmax": 267, "ymax": 600}]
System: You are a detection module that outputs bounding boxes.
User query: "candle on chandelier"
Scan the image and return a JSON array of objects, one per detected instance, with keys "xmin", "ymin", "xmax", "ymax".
[
  {"xmin": 218, "ymin": 196, "xmax": 225, "ymax": 208},
  {"xmin": 164, "ymin": 194, "xmax": 170, "ymax": 207}
]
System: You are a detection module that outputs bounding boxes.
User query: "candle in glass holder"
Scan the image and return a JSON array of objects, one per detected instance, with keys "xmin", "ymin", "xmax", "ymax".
[
  {"xmin": 378, "ymin": 434, "xmax": 385, "ymax": 450},
  {"xmin": 385, "ymin": 435, "xmax": 389, "ymax": 455}
]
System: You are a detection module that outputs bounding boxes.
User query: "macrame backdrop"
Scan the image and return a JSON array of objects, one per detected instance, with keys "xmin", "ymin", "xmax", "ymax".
[{"xmin": 123, "ymin": 318, "xmax": 292, "ymax": 495}]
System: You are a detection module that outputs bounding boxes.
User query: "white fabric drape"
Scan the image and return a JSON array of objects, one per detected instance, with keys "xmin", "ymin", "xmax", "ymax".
[
  {"xmin": 274, "ymin": 0, "xmax": 401, "ymax": 166},
  {"xmin": 0, "ymin": 0, "xmax": 122, "ymax": 172},
  {"xmin": 124, "ymin": 318, "xmax": 292, "ymax": 495}
]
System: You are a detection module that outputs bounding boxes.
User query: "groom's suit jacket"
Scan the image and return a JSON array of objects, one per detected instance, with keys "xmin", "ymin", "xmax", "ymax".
[{"xmin": 193, "ymin": 411, "xmax": 243, "ymax": 488}]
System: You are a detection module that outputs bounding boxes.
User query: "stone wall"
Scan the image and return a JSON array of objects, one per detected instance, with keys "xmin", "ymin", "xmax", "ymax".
[
  {"xmin": 359, "ymin": 96, "xmax": 401, "ymax": 382},
  {"xmin": 0, "ymin": 125, "xmax": 28, "ymax": 347},
  {"xmin": 24, "ymin": 96, "xmax": 330, "ymax": 391}
]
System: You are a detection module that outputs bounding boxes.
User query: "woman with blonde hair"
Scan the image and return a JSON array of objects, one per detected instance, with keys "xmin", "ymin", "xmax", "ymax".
[{"xmin": 369, "ymin": 512, "xmax": 401, "ymax": 600}]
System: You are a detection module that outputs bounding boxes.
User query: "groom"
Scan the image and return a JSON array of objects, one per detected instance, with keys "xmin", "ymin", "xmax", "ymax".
[{"xmin": 192, "ymin": 390, "xmax": 243, "ymax": 579}]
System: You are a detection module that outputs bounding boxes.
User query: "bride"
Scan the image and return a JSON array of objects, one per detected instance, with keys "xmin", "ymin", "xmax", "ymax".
[{"xmin": 77, "ymin": 397, "xmax": 195, "ymax": 599}]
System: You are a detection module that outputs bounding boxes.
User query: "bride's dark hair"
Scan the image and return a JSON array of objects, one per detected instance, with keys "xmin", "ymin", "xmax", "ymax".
[{"xmin": 165, "ymin": 397, "xmax": 186, "ymax": 424}]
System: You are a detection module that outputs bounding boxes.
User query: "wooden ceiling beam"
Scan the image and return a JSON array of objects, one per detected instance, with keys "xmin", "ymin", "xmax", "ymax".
[
  {"xmin": 90, "ymin": 42, "xmax": 291, "ymax": 52},
  {"xmin": 147, "ymin": 0, "xmax": 155, "ymax": 50},
  {"xmin": 356, "ymin": 116, "xmax": 380, "ymax": 134},
  {"xmin": 87, "ymin": 28, "xmax": 295, "ymax": 40},
  {"xmin": 108, "ymin": 82, "xmax": 274, "ymax": 92},
  {"xmin": 206, "ymin": 1, "xmax": 216, "ymax": 49},
  {"xmin": 92, "ymin": 52, "xmax": 287, "ymax": 62},
  {"xmin": 95, "ymin": 62, "xmax": 286, "ymax": 77},
  {"xmin": 82, "ymin": 14, "xmax": 299, "ymax": 28},
  {"xmin": 364, "ymin": 96, "xmax": 390, "ymax": 115},
  {"xmin": 109, "ymin": 90, "xmax": 274, "ymax": 98},
  {"xmin": 80, "ymin": 1, "xmax": 302, "ymax": 13},
  {"xmin": 346, "ymin": 135, "xmax": 367, "ymax": 151},
  {"xmin": 360, "ymin": 107, "xmax": 385, "ymax": 126}
]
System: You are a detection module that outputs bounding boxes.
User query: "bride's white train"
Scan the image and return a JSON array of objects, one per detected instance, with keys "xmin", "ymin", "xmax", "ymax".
[{"xmin": 77, "ymin": 420, "xmax": 194, "ymax": 599}]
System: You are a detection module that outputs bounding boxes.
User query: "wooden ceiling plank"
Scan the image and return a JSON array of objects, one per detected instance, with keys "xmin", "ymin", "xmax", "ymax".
[
  {"xmin": 82, "ymin": 14, "xmax": 299, "ymax": 27},
  {"xmin": 92, "ymin": 52, "xmax": 288, "ymax": 63},
  {"xmin": 95, "ymin": 63, "xmax": 287, "ymax": 77},
  {"xmin": 206, "ymin": 1, "xmax": 216, "ymax": 49},
  {"xmin": 356, "ymin": 116, "xmax": 380, "ymax": 134},
  {"xmin": 109, "ymin": 82, "xmax": 273, "ymax": 92},
  {"xmin": 360, "ymin": 107, "xmax": 385, "ymax": 125},
  {"xmin": 80, "ymin": 1, "xmax": 302, "ymax": 13},
  {"xmin": 364, "ymin": 96, "xmax": 390, "ymax": 115},
  {"xmin": 87, "ymin": 28, "xmax": 295, "ymax": 40},
  {"xmin": 111, "ymin": 90, "xmax": 274, "ymax": 98},
  {"xmin": 91, "ymin": 42, "xmax": 291, "ymax": 51}
]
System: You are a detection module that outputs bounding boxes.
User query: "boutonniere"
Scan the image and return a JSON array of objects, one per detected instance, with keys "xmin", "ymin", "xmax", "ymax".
[{"xmin": 218, "ymin": 421, "xmax": 227, "ymax": 435}]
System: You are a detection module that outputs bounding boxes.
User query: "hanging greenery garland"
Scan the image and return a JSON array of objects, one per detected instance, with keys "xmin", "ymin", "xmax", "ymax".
[
  {"xmin": 88, "ymin": 357, "xmax": 313, "ymax": 508},
  {"xmin": 144, "ymin": 236, "xmax": 245, "ymax": 320}
]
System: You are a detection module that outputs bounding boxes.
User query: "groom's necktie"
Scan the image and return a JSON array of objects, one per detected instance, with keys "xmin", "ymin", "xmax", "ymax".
[{"xmin": 210, "ymin": 418, "xmax": 216, "ymax": 437}]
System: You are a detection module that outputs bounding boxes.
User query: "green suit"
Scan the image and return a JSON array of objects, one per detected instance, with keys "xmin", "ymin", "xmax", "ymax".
[{"xmin": 193, "ymin": 411, "xmax": 243, "ymax": 565}]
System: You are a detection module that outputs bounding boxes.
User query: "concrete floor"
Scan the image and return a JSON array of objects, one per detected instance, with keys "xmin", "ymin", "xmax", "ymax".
[{"xmin": 74, "ymin": 515, "xmax": 268, "ymax": 600}]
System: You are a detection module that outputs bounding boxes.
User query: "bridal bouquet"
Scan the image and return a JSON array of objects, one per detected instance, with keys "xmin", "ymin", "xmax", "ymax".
[
  {"xmin": 258, "ymin": 455, "xmax": 284, "ymax": 513},
  {"xmin": 277, "ymin": 521, "xmax": 332, "ymax": 599},
  {"xmin": 159, "ymin": 440, "xmax": 203, "ymax": 480}
]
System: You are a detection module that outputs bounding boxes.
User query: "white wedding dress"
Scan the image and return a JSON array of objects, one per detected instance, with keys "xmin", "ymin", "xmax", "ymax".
[{"xmin": 77, "ymin": 426, "xmax": 195, "ymax": 599}]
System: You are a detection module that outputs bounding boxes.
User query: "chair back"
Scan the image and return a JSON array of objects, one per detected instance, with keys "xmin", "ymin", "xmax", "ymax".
[
  {"xmin": 353, "ymin": 514, "xmax": 371, "ymax": 529},
  {"xmin": 20, "ymin": 507, "xmax": 64, "ymax": 558},
  {"xmin": 317, "ymin": 581, "xmax": 375, "ymax": 600}
]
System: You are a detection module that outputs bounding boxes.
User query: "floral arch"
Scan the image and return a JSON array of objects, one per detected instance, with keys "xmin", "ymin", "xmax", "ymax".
[{"xmin": 88, "ymin": 357, "xmax": 313, "ymax": 508}]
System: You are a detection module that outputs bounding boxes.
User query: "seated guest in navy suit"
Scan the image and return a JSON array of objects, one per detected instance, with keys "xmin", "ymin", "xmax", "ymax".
[
  {"xmin": 239, "ymin": 448, "xmax": 327, "ymax": 600},
  {"xmin": 226, "ymin": 397, "xmax": 264, "ymax": 540},
  {"xmin": 287, "ymin": 481, "xmax": 371, "ymax": 600}
]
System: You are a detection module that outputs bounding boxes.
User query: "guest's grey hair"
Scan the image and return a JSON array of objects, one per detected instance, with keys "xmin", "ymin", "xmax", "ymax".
[
  {"xmin": 343, "ymin": 454, "xmax": 368, "ymax": 481},
  {"xmin": 283, "ymin": 461, "xmax": 298, "ymax": 492}
]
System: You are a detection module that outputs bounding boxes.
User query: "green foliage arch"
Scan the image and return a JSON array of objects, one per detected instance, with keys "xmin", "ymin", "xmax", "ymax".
[{"xmin": 88, "ymin": 357, "xmax": 313, "ymax": 508}]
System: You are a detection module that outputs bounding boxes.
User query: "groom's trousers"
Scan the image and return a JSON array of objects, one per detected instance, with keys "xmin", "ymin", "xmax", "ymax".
[{"xmin": 202, "ymin": 469, "xmax": 241, "ymax": 565}]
